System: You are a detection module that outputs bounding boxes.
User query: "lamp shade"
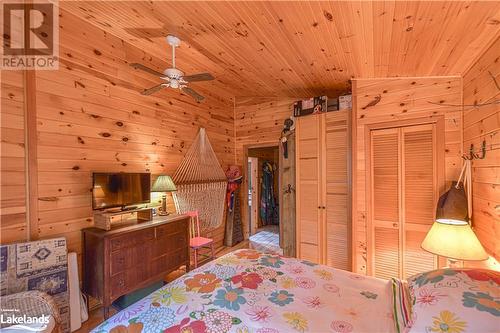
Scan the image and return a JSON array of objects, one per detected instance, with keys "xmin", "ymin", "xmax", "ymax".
[
  {"xmin": 435, "ymin": 181, "xmax": 468, "ymax": 225},
  {"xmin": 421, "ymin": 222, "xmax": 488, "ymax": 261},
  {"xmin": 151, "ymin": 175, "xmax": 177, "ymax": 192},
  {"xmin": 93, "ymin": 185, "xmax": 105, "ymax": 198}
]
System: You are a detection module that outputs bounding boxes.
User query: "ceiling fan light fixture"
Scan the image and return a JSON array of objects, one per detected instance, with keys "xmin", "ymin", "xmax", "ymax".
[
  {"xmin": 130, "ymin": 35, "xmax": 213, "ymax": 101},
  {"xmin": 170, "ymin": 79, "xmax": 180, "ymax": 89}
]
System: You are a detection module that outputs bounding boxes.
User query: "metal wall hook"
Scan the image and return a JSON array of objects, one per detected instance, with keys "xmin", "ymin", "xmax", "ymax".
[{"xmin": 463, "ymin": 140, "xmax": 487, "ymax": 160}]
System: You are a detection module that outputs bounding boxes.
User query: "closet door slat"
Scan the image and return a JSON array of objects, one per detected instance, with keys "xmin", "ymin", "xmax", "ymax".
[
  {"xmin": 296, "ymin": 115, "xmax": 321, "ymax": 263},
  {"xmin": 374, "ymin": 227, "xmax": 400, "ymax": 280},
  {"xmin": 371, "ymin": 128, "xmax": 401, "ymax": 279},
  {"xmin": 325, "ymin": 111, "xmax": 349, "ymax": 270},
  {"xmin": 372, "ymin": 129, "xmax": 400, "ymax": 224},
  {"xmin": 402, "ymin": 125, "xmax": 437, "ymax": 278}
]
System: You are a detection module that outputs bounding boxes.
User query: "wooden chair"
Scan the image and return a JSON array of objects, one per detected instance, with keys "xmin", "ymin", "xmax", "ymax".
[{"xmin": 186, "ymin": 210, "xmax": 215, "ymax": 268}]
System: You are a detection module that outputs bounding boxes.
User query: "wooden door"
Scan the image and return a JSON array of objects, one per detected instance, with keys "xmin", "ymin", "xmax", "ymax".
[
  {"xmin": 280, "ymin": 132, "xmax": 296, "ymax": 257},
  {"xmin": 370, "ymin": 128, "xmax": 401, "ymax": 279},
  {"xmin": 324, "ymin": 111, "xmax": 350, "ymax": 269},
  {"xmin": 296, "ymin": 114, "xmax": 322, "ymax": 263},
  {"xmin": 401, "ymin": 124, "xmax": 438, "ymax": 278},
  {"xmin": 248, "ymin": 157, "xmax": 259, "ymax": 236},
  {"xmin": 369, "ymin": 123, "xmax": 439, "ymax": 279}
]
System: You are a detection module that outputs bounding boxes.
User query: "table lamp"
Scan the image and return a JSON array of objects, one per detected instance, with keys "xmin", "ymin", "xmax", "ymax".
[
  {"xmin": 422, "ymin": 182, "xmax": 488, "ymax": 266},
  {"xmin": 151, "ymin": 175, "xmax": 177, "ymax": 216}
]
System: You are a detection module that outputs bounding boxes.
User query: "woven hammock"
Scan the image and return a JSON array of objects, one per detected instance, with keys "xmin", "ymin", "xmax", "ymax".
[{"xmin": 173, "ymin": 128, "xmax": 227, "ymax": 230}]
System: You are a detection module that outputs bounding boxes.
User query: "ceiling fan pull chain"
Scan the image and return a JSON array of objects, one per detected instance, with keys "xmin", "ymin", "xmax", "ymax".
[{"xmin": 172, "ymin": 44, "xmax": 176, "ymax": 68}]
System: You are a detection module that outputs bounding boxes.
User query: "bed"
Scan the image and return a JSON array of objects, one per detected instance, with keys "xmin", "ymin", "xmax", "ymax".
[
  {"xmin": 92, "ymin": 249, "xmax": 395, "ymax": 333},
  {"xmin": 91, "ymin": 249, "xmax": 499, "ymax": 333}
]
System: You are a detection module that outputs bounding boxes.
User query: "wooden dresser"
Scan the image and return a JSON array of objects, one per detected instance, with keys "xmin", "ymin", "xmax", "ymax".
[{"xmin": 82, "ymin": 214, "xmax": 190, "ymax": 318}]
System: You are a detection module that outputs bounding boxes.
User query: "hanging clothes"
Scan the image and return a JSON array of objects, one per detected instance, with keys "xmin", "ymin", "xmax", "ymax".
[{"xmin": 260, "ymin": 161, "xmax": 279, "ymax": 225}]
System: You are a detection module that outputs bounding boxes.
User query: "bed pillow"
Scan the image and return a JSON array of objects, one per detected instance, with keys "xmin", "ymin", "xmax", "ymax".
[
  {"xmin": 406, "ymin": 268, "xmax": 499, "ymax": 333},
  {"xmin": 391, "ymin": 278, "xmax": 413, "ymax": 333}
]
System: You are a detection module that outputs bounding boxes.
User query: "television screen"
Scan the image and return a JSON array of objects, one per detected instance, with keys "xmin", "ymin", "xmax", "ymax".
[{"xmin": 92, "ymin": 173, "xmax": 151, "ymax": 210}]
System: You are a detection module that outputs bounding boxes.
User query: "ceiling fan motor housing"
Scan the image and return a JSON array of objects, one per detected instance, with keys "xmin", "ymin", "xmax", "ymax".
[
  {"xmin": 164, "ymin": 68, "xmax": 184, "ymax": 79},
  {"xmin": 166, "ymin": 35, "xmax": 181, "ymax": 47}
]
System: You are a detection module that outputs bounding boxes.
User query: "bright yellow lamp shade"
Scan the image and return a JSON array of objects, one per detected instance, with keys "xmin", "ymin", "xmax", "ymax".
[{"xmin": 421, "ymin": 222, "xmax": 488, "ymax": 261}]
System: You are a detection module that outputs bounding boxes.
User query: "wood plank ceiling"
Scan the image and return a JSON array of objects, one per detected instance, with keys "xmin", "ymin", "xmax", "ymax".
[{"xmin": 62, "ymin": 1, "xmax": 500, "ymax": 98}]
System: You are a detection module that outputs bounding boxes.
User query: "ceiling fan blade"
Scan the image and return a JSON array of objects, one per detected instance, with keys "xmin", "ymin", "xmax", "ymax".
[
  {"xmin": 130, "ymin": 63, "xmax": 164, "ymax": 77},
  {"xmin": 142, "ymin": 84, "xmax": 165, "ymax": 95},
  {"xmin": 183, "ymin": 73, "xmax": 215, "ymax": 82},
  {"xmin": 182, "ymin": 87, "xmax": 205, "ymax": 102}
]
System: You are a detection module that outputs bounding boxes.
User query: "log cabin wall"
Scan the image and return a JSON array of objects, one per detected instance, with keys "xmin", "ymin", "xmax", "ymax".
[
  {"xmin": 234, "ymin": 97, "xmax": 295, "ymax": 166},
  {"xmin": 1, "ymin": 10, "xmax": 235, "ymax": 273},
  {"xmin": 1, "ymin": 71, "xmax": 27, "ymax": 243},
  {"xmin": 462, "ymin": 37, "xmax": 500, "ymax": 261},
  {"xmin": 234, "ymin": 97, "xmax": 294, "ymax": 238},
  {"xmin": 352, "ymin": 76, "xmax": 463, "ymax": 274}
]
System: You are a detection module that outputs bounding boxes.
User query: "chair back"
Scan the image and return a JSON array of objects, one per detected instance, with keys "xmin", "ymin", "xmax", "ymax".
[{"xmin": 186, "ymin": 210, "xmax": 200, "ymax": 239}]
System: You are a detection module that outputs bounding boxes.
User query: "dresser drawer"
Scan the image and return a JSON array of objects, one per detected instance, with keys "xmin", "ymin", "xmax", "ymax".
[
  {"xmin": 110, "ymin": 268, "xmax": 150, "ymax": 299},
  {"xmin": 110, "ymin": 229, "xmax": 155, "ymax": 251},
  {"xmin": 110, "ymin": 251, "xmax": 128, "ymax": 275},
  {"xmin": 152, "ymin": 230, "xmax": 188, "ymax": 257},
  {"xmin": 149, "ymin": 248, "xmax": 186, "ymax": 276},
  {"xmin": 156, "ymin": 220, "xmax": 186, "ymax": 238},
  {"xmin": 111, "ymin": 272, "xmax": 128, "ymax": 298}
]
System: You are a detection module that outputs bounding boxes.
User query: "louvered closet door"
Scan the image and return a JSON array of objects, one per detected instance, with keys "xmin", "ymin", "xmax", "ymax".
[
  {"xmin": 402, "ymin": 124, "xmax": 437, "ymax": 278},
  {"xmin": 296, "ymin": 115, "xmax": 321, "ymax": 263},
  {"xmin": 371, "ymin": 128, "xmax": 401, "ymax": 280},
  {"xmin": 324, "ymin": 111, "xmax": 349, "ymax": 270},
  {"xmin": 370, "ymin": 124, "xmax": 438, "ymax": 280}
]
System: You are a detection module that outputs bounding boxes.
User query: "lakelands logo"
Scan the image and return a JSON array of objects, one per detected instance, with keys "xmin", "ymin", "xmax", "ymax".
[
  {"xmin": 1, "ymin": 0, "xmax": 59, "ymax": 69},
  {"xmin": 0, "ymin": 312, "xmax": 50, "ymax": 331}
]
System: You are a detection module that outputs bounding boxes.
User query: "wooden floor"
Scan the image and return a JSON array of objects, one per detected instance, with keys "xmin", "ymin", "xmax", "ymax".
[{"xmin": 75, "ymin": 240, "xmax": 250, "ymax": 332}]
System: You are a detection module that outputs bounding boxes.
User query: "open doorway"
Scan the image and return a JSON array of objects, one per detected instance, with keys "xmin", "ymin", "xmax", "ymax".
[{"xmin": 247, "ymin": 145, "xmax": 281, "ymax": 254}]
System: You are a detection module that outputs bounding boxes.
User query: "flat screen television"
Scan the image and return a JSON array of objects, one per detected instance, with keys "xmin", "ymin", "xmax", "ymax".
[{"xmin": 92, "ymin": 172, "xmax": 151, "ymax": 210}]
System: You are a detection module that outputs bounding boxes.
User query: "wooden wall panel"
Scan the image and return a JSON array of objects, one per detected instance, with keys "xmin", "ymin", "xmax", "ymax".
[
  {"xmin": 234, "ymin": 97, "xmax": 294, "ymax": 238},
  {"xmin": 12, "ymin": 10, "xmax": 235, "ymax": 271},
  {"xmin": 352, "ymin": 76, "xmax": 462, "ymax": 274},
  {"xmin": 462, "ymin": 37, "xmax": 500, "ymax": 260},
  {"xmin": 1, "ymin": 71, "xmax": 27, "ymax": 243},
  {"xmin": 235, "ymin": 97, "xmax": 294, "ymax": 166}
]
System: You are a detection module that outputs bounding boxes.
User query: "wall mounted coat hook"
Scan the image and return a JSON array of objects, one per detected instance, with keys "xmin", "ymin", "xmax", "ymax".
[{"xmin": 465, "ymin": 140, "xmax": 487, "ymax": 160}]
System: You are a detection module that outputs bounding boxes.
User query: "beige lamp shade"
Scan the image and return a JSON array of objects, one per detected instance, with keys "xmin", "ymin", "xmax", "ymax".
[
  {"xmin": 151, "ymin": 175, "xmax": 177, "ymax": 192},
  {"xmin": 93, "ymin": 185, "xmax": 105, "ymax": 198},
  {"xmin": 422, "ymin": 222, "xmax": 488, "ymax": 261}
]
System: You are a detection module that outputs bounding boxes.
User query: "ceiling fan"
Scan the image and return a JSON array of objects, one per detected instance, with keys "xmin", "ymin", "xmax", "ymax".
[{"xmin": 130, "ymin": 35, "xmax": 214, "ymax": 102}]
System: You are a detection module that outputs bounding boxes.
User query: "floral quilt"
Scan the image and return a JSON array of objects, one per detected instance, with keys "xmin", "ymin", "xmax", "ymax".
[
  {"xmin": 92, "ymin": 249, "xmax": 396, "ymax": 333},
  {"xmin": 405, "ymin": 268, "xmax": 500, "ymax": 333}
]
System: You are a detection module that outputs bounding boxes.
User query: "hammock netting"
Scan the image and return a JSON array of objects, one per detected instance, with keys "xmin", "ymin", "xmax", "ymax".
[{"xmin": 173, "ymin": 128, "xmax": 227, "ymax": 230}]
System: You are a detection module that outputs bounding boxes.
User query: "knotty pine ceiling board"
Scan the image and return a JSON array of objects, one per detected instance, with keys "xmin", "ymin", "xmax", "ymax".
[{"xmin": 61, "ymin": 1, "xmax": 500, "ymax": 98}]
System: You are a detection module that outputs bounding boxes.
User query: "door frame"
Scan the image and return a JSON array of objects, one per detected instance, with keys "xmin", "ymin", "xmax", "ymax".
[
  {"xmin": 364, "ymin": 116, "xmax": 445, "ymax": 276},
  {"xmin": 242, "ymin": 142, "xmax": 280, "ymax": 240},
  {"xmin": 248, "ymin": 156, "xmax": 259, "ymax": 237}
]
